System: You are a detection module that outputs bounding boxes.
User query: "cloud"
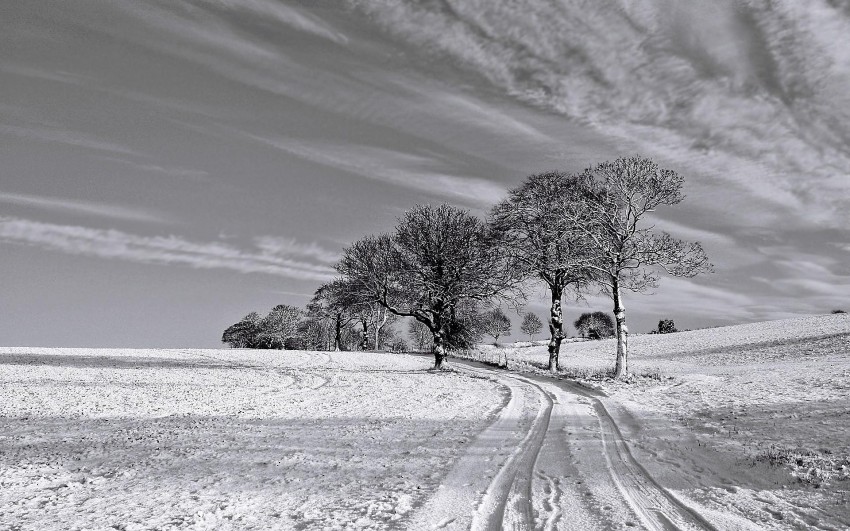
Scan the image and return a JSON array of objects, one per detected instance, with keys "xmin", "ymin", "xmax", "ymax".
[
  {"xmin": 0, "ymin": 124, "xmax": 141, "ymax": 157},
  {"xmin": 253, "ymin": 236, "xmax": 340, "ymax": 265},
  {"xmin": 247, "ymin": 135, "xmax": 507, "ymax": 206},
  {"xmin": 207, "ymin": 0, "xmax": 349, "ymax": 44},
  {"xmin": 0, "ymin": 217, "xmax": 336, "ymax": 282},
  {"xmin": 0, "ymin": 191, "xmax": 165, "ymax": 224},
  {"xmin": 99, "ymin": 157, "xmax": 210, "ymax": 180},
  {"xmin": 0, "ymin": 64, "xmax": 91, "ymax": 86},
  {"xmin": 347, "ymin": 0, "xmax": 850, "ymax": 229}
]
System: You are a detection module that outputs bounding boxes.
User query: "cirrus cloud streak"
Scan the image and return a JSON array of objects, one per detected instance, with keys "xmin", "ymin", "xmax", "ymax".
[{"xmin": 0, "ymin": 217, "xmax": 336, "ymax": 282}]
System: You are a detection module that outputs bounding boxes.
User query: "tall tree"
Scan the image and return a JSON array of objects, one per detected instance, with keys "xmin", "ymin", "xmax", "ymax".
[
  {"xmin": 338, "ymin": 204, "xmax": 520, "ymax": 369},
  {"xmin": 491, "ymin": 172, "xmax": 596, "ymax": 372},
  {"xmin": 520, "ymin": 312, "xmax": 542, "ymax": 341},
  {"xmin": 577, "ymin": 156, "xmax": 712, "ymax": 378}
]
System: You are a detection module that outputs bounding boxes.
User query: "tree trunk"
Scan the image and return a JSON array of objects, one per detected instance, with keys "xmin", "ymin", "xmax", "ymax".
[
  {"xmin": 360, "ymin": 317, "xmax": 369, "ymax": 351},
  {"xmin": 334, "ymin": 314, "xmax": 342, "ymax": 351},
  {"xmin": 547, "ymin": 286, "xmax": 564, "ymax": 373},
  {"xmin": 374, "ymin": 308, "xmax": 387, "ymax": 351},
  {"xmin": 432, "ymin": 330, "xmax": 447, "ymax": 370},
  {"xmin": 612, "ymin": 277, "xmax": 628, "ymax": 378}
]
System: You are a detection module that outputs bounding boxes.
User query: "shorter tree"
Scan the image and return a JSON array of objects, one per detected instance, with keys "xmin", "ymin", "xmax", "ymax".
[
  {"xmin": 574, "ymin": 311, "xmax": 614, "ymax": 339},
  {"xmin": 408, "ymin": 318, "xmax": 432, "ymax": 351},
  {"xmin": 299, "ymin": 316, "xmax": 333, "ymax": 351},
  {"xmin": 520, "ymin": 312, "xmax": 542, "ymax": 341},
  {"xmin": 221, "ymin": 312, "xmax": 262, "ymax": 348},
  {"xmin": 482, "ymin": 308, "xmax": 512, "ymax": 345},
  {"xmin": 657, "ymin": 319, "xmax": 678, "ymax": 334},
  {"xmin": 389, "ymin": 338, "xmax": 409, "ymax": 353},
  {"xmin": 257, "ymin": 304, "xmax": 304, "ymax": 349}
]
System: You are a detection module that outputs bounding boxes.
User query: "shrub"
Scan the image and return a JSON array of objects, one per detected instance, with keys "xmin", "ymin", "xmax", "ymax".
[
  {"xmin": 657, "ymin": 319, "xmax": 678, "ymax": 334},
  {"xmin": 574, "ymin": 311, "xmax": 614, "ymax": 339}
]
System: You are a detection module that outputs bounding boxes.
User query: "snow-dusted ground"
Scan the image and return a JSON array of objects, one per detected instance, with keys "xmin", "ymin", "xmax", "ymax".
[
  {"xmin": 2, "ymin": 314, "xmax": 848, "ymax": 530},
  {"xmin": 471, "ymin": 313, "xmax": 850, "ymax": 529},
  {"xmin": 0, "ymin": 349, "xmax": 505, "ymax": 530}
]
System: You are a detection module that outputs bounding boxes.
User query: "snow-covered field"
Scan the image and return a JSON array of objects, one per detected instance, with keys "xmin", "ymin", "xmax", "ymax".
[
  {"xmin": 473, "ymin": 313, "xmax": 850, "ymax": 529},
  {"xmin": 0, "ymin": 349, "xmax": 504, "ymax": 530},
  {"xmin": 2, "ymin": 314, "xmax": 848, "ymax": 530}
]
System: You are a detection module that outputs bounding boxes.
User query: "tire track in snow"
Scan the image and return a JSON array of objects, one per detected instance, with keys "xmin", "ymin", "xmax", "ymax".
[
  {"xmin": 404, "ymin": 366, "xmax": 536, "ymax": 530},
  {"xmin": 180, "ymin": 350, "xmax": 329, "ymax": 389},
  {"xmin": 450, "ymin": 361, "xmax": 716, "ymax": 530},
  {"xmin": 468, "ymin": 374, "xmax": 553, "ymax": 530},
  {"xmin": 556, "ymin": 377, "xmax": 718, "ymax": 531}
]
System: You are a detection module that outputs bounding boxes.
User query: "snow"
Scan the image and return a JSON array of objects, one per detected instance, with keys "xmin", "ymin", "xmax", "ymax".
[
  {"xmin": 2, "ymin": 313, "xmax": 848, "ymax": 529},
  {"xmin": 469, "ymin": 313, "xmax": 850, "ymax": 529},
  {"xmin": 0, "ymin": 349, "xmax": 504, "ymax": 529}
]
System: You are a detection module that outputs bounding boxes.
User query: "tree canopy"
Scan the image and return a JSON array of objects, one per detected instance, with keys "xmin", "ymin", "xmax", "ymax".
[
  {"xmin": 491, "ymin": 172, "xmax": 596, "ymax": 371},
  {"xmin": 574, "ymin": 156, "xmax": 712, "ymax": 377},
  {"xmin": 337, "ymin": 204, "xmax": 520, "ymax": 368}
]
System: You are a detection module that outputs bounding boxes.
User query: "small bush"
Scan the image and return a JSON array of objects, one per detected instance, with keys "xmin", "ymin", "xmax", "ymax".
[
  {"xmin": 755, "ymin": 445, "xmax": 850, "ymax": 486},
  {"xmin": 560, "ymin": 366, "xmax": 616, "ymax": 381},
  {"xmin": 657, "ymin": 319, "xmax": 678, "ymax": 334},
  {"xmin": 574, "ymin": 311, "xmax": 614, "ymax": 339}
]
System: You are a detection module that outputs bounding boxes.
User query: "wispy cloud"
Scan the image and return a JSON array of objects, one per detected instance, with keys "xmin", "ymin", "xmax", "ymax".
[
  {"xmin": 348, "ymin": 0, "xmax": 850, "ymax": 229},
  {"xmin": 0, "ymin": 124, "xmax": 141, "ymax": 157},
  {"xmin": 99, "ymin": 157, "xmax": 209, "ymax": 180},
  {"xmin": 0, "ymin": 217, "xmax": 336, "ymax": 282},
  {"xmin": 208, "ymin": 0, "xmax": 348, "ymax": 44},
  {"xmin": 0, "ymin": 64, "xmax": 91, "ymax": 86},
  {"xmin": 248, "ymin": 135, "xmax": 507, "ymax": 206},
  {"xmin": 0, "ymin": 191, "xmax": 165, "ymax": 224},
  {"xmin": 253, "ymin": 236, "xmax": 340, "ymax": 265}
]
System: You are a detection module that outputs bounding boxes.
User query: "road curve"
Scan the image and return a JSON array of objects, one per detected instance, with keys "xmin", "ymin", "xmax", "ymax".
[{"xmin": 410, "ymin": 360, "xmax": 716, "ymax": 530}]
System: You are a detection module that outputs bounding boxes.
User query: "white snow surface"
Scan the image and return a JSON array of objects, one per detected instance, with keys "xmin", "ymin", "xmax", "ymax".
[
  {"xmin": 470, "ymin": 313, "xmax": 850, "ymax": 529},
  {"xmin": 0, "ymin": 349, "xmax": 504, "ymax": 530},
  {"xmin": 2, "ymin": 314, "xmax": 849, "ymax": 530}
]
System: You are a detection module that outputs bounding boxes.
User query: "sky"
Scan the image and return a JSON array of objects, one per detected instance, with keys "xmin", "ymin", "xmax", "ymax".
[{"xmin": 1, "ymin": 0, "xmax": 849, "ymax": 347}]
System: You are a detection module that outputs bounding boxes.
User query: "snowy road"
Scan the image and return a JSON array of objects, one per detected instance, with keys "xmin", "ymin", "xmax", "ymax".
[{"xmin": 412, "ymin": 360, "xmax": 716, "ymax": 531}]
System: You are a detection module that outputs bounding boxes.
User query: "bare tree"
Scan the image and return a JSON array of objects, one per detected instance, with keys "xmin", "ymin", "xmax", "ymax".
[
  {"xmin": 520, "ymin": 312, "xmax": 542, "ymax": 341},
  {"xmin": 257, "ymin": 304, "xmax": 304, "ymax": 349},
  {"xmin": 491, "ymin": 172, "xmax": 596, "ymax": 372},
  {"xmin": 408, "ymin": 318, "xmax": 431, "ymax": 351},
  {"xmin": 576, "ymin": 156, "xmax": 712, "ymax": 378},
  {"xmin": 482, "ymin": 308, "xmax": 512, "ymax": 345},
  {"xmin": 308, "ymin": 279, "xmax": 369, "ymax": 351},
  {"xmin": 337, "ymin": 204, "xmax": 520, "ymax": 369},
  {"xmin": 371, "ymin": 304, "xmax": 398, "ymax": 350}
]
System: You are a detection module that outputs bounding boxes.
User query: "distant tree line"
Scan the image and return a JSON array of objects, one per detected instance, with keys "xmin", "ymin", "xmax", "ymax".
[
  {"xmin": 222, "ymin": 298, "xmax": 406, "ymax": 353},
  {"xmin": 223, "ymin": 156, "xmax": 711, "ymax": 379}
]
